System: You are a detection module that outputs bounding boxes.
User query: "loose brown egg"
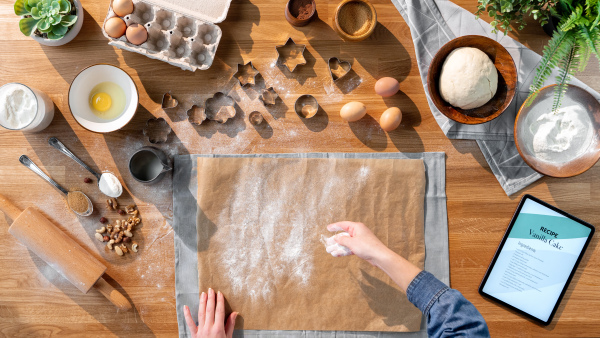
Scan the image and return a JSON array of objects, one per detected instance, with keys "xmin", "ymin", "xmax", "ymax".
[
  {"xmin": 112, "ymin": 0, "xmax": 134, "ymax": 17},
  {"xmin": 104, "ymin": 17, "xmax": 127, "ymax": 38},
  {"xmin": 375, "ymin": 77, "xmax": 400, "ymax": 97},
  {"xmin": 379, "ymin": 107, "xmax": 402, "ymax": 131},
  {"xmin": 126, "ymin": 23, "xmax": 148, "ymax": 45},
  {"xmin": 340, "ymin": 102, "xmax": 367, "ymax": 122}
]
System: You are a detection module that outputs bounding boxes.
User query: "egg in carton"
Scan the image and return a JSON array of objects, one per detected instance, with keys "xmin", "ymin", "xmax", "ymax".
[{"xmin": 102, "ymin": 0, "xmax": 229, "ymax": 71}]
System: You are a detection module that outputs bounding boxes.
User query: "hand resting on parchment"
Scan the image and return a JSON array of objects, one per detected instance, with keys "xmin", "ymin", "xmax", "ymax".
[{"xmin": 183, "ymin": 288, "xmax": 237, "ymax": 338}]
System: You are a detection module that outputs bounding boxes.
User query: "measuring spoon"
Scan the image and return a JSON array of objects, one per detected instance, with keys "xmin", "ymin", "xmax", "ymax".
[
  {"xmin": 48, "ymin": 137, "xmax": 122, "ymax": 198},
  {"xmin": 19, "ymin": 155, "xmax": 93, "ymax": 217}
]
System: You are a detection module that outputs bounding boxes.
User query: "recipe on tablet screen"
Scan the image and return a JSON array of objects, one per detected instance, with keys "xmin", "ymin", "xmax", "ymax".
[{"xmin": 482, "ymin": 199, "xmax": 592, "ymax": 322}]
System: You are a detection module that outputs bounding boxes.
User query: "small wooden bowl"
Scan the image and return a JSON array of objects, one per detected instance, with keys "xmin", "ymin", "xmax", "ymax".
[
  {"xmin": 514, "ymin": 84, "xmax": 600, "ymax": 178},
  {"xmin": 333, "ymin": 0, "xmax": 377, "ymax": 42},
  {"xmin": 427, "ymin": 35, "xmax": 517, "ymax": 124},
  {"xmin": 285, "ymin": 0, "xmax": 316, "ymax": 27}
]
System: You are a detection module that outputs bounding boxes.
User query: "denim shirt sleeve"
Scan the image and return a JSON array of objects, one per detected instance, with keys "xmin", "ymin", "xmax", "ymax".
[{"xmin": 406, "ymin": 271, "xmax": 490, "ymax": 338}]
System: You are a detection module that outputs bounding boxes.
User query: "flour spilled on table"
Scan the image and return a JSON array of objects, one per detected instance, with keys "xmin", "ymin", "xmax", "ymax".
[{"xmin": 211, "ymin": 161, "xmax": 370, "ymax": 302}]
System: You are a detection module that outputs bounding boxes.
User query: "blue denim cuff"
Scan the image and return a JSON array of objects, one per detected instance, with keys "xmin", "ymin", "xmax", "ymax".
[{"xmin": 406, "ymin": 270, "xmax": 449, "ymax": 315}]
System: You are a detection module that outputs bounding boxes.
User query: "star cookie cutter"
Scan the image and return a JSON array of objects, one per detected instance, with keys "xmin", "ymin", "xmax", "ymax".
[
  {"xmin": 259, "ymin": 87, "xmax": 279, "ymax": 106},
  {"xmin": 143, "ymin": 117, "xmax": 172, "ymax": 144},
  {"xmin": 233, "ymin": 61, "xmax": 260, "ymax": 86},
  {"xmin": 328, "ymin": 57, "xmax": 352, "ymax": 82},
  {"xmin": 276, "ymin": 37, "xmax": 307, "ymax": 72},
  {"xmin": 205, "ymin": 92, "xmax": 236, "ymax": 123}
]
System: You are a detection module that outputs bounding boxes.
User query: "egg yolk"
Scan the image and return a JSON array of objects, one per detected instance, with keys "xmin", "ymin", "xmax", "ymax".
[{"xmin": 91, "ymin": 92, "xmax": 112, "ymax": 112}]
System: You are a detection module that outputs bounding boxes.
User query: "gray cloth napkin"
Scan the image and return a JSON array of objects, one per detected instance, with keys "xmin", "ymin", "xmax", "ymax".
[{"xmin": 391, "ymin": 0, "xmax": 600, "ymax": 195}]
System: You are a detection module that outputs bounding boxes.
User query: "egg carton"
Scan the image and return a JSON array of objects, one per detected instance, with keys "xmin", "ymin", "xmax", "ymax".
[{"xmin": 102, "ymin": 0, "xmax": 226, "ymax": 71}]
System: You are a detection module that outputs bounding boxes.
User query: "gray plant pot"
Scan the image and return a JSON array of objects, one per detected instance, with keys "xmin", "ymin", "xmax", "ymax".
[{"xmin": 30, "ymin": 0, "xmax": 84, "ymax": 46}]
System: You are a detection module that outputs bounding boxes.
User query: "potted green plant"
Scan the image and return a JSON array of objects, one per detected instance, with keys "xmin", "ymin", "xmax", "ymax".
[
  {"xmin": 14, "ymin": 0, "xmax": 84, "ymax": 46},
  {"xmin": 477, "ymin": 0, "xmax": 600, "ymax": 111}
]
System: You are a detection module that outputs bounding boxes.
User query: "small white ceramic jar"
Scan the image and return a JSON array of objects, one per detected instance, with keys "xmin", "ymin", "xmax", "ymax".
[{"xmin": 0, "ymin": 83, "xmax": 54, "ymax": 132}]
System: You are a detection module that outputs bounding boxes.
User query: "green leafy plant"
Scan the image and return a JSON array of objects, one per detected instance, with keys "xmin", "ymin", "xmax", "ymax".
[
  {"xmin": 477, "ymin": 0, "xmax": 600, "ymax": 111},
  {"xmin": 14, "ymin": 0, "xmax": 78, "ymax": 40}
]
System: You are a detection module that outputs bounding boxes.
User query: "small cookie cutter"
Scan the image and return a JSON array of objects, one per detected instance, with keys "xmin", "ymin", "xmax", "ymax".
[
  {"xmin": 276, "ymin": 37, "xmax": 307, "ymax": 72},
  {"xmin": 143, "ymin": 117, "xmax": 172, "ymax": 144},
  {"xmin": 328, "ymin": 57, "xmax": 352, "ymax": 82},
  {"xmin": 294, "ymin": 95, "xmax": 319, "ymax": 118},
  {"xmin": 249, "ymin": 111, "xmax": 264, "ymax": 125},
  {"xmin": 233, "ymin": 61, "xmax": 260, "ymax": 86},
  {"xmin": 187, "ymin": 104, "xmax": 206, "ymax": 125},
  {"xmin": 259, "ymin": 87, "xmax": 279, "ymax": 106},
  {"xmin": 161, "ymin": 92, "xmax": 179, "ymax": 109},
  {"xmin": 205, "ymin": 92, "xmax": 236, "ymax": 123}
]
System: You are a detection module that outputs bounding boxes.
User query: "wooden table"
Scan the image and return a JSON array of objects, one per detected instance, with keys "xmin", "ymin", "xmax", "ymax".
[{"xmin": 1, "ymin": 0, "xmax": 599, "ymax": 336}]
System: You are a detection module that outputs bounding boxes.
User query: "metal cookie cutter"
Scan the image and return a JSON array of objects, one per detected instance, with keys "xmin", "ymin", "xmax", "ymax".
[
  {"xmin": 233, "ymin": 61, "xmax": 260, "ymax": 86},
  {"xmin": 328, "ymin": 57, "xmax": 352, "ymax": 82},
  {"xmin": 294, "ymin": 95, "xmax": 319, "ymax": 118},
  {"xmin": 259, "ymin": 87, "xmax": 279, "ymax": 106},
  {"xmin": 276, "ymin": 37, "xmax": 307, "ymax": 72},
  {"xmin": 143, "ymin": 117, "xmax": 172, "ymax": 144}
]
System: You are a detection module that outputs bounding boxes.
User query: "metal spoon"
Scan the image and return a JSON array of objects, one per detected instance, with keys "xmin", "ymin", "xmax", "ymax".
[{"xmin": 19, "ymin": 155, "xmax": 93, "ymax": 217}]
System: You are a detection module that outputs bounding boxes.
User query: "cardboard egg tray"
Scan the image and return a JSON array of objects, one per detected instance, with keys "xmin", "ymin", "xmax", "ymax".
[{"xmin": 102, "ymin": 0, "xmax": 228, "ymax": 71}]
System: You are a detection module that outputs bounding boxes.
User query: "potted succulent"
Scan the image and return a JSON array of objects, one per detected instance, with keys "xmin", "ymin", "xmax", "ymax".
[
  {"xmin": 477, "ymin": 0, "xmax": 600, "ymax": 111},
  {"xmin": 14, "ymin": 0, "xmax": 84, "ymax": 46}
]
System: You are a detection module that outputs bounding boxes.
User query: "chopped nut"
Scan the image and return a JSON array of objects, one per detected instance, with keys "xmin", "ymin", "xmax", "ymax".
[
  {"xmin": 118, "ymin": 209, "xmax": 126, "ymax": 216},
  {"xmin": 115, "ymin": 231, "xmax": 124, "ymax": 243},
  {"xmin": 103, "ymin": 235, "xmax": 110, "ymax": 242},
  {"xmin": 96, "ymin": 227, "xmax": 106, "ymax": 234},
  {"xmin": 125, "ymin": 205, "xmax": 136, "ymax": 214},
  {"xmin": 131, "ymin": 209, "xmax": 139, "ymax": 217},
  {"xmin": 107, "ymin": 239, "xmax": 115, "ymax": 250},
  {"xmin": 131, "ymin": 242, "xmax": 138, "ymax": 252},
  {"xmin": 110, "ymin": 198, "xmax": 118, "ymax": 209},
  {"xmin": 100, "ymin": 217, "xmax": 108, "ymax": 224},
  {"xmin": 95, "ymin": 233, "xmax": 104, "ymax": 241},
  {"xmin": 114, "ymin": 246, "xmax": 123, "ymax": 256},
  {"xmin": 120, "ymin": 244, "xmax": 128, "ymax": 253},
  {"xmin": 115, "ymin": 220, "xmax": 121, "ymax": 227},
  {"xmin": 106, "ymin": 224, "xmax": 113, "ymax": 232}
]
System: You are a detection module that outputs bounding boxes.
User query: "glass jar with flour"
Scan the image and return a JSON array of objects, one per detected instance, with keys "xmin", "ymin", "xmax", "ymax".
[{"xmin": 0, "ymin": 83, "xmax": 54, "ymax": 132}]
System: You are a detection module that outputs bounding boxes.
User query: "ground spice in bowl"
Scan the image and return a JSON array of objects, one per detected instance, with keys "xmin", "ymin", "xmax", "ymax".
[
  {"xmin": 290, "ymin": 0, "xmax": 315, "ymax": 20},
  {"xmin": 338, "ymin": 1, "xmax": 373, "ymax": 36},
  {"xmin": 67, "ymin": 191, "xmax": 89, "ymax": 214}
]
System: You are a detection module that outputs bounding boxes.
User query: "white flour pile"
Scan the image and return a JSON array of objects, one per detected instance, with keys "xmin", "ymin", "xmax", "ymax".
[{"xmin": 212, "ymin": 162, "xmax": 370, "ymax": 302}]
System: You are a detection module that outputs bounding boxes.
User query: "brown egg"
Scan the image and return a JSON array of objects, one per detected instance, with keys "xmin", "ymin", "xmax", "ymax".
[
  {"xmin": 104, "ymin": 17, "xmax": 126, "ymax": 38},
  {"xmin": 126, "ymin": 23, "xmax": 148, "ymax": 45},
  {"xmin": 340, "ymin": 102, "xmax": 367, "ymax": 122},
  {"xmin": 379, "ymin": 107, "xmax": 402, "ymax": 132},
  {"xmin": 375, "ymin": 77, "xmax": 400, "ymax": 97},
  {"xmin": 112, "ymin": 0, "xmax": 134, "ymax": 17}
]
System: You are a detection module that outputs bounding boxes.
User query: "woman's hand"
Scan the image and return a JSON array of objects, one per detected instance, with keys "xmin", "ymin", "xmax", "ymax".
[
  {"xmin": 183, "ymin": 288, "xmax": 237, "ymax": 338},
  {"xmin": 326, "ymin": 221, "xmax": 393, "ymax": 267}
]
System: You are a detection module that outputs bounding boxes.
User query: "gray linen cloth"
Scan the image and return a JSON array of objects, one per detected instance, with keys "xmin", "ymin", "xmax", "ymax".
[
  {"xmin": 392, "ymin": 0, "xmax": 600, "ymax": 195},
  {"xmin": 174, "ymin": 152, "xmax": 447, "ymax": 338}
]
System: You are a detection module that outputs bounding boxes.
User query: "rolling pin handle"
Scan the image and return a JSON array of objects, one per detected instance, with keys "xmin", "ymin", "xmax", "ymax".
[
  {"xmin": 93, "ymin": 277, "xmax": 133, "ymax": 312},
  {"xmin": 0, "ymin": 194, "xmax": 23, "ymax": 221}
]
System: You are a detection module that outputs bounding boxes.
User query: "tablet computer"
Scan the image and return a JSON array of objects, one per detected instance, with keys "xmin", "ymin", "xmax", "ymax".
[{"xmin": 479, "ymin": 194, "xmax": 595, "ymax": 325}]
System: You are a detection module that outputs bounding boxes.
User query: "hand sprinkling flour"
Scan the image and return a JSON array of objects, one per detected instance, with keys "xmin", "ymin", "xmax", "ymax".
[{"xmin": 322, "ymin": 232, "xmax": 352, "ymax": 257}]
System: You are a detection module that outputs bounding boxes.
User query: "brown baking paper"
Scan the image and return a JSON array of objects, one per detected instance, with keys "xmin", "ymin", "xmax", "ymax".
[{"xmin": 196, "ymin": 157, "xmax": 425, "ymax": 332}]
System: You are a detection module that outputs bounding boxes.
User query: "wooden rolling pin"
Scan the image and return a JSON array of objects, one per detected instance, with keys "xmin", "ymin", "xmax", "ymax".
[{"xmin": 0, "ymin": 195, "xmax": 132, "ymax": 311}]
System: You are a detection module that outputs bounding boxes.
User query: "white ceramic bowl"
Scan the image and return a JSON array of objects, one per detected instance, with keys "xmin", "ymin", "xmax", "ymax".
[{"xmin": 68, "ymin": 64, "xmax": 138, "ymax": 133}]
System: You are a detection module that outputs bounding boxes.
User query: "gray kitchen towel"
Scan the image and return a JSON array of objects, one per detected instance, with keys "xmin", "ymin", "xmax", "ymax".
[
  {"xmin": 174, "ymin": 152, "xmax": 447, "ymax": 338},
  {"xmin": 392, "ymin": 0, "xmax": 600, "ymax": 195}
]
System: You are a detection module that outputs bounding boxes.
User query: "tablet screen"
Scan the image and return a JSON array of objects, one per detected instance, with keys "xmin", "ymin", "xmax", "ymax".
[{"xmin": 480, "ymin": 196, "xmax": 593, "ymax": 324}]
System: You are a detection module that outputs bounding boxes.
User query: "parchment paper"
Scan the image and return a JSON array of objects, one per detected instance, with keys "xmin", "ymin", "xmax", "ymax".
[{"xmin": 196, "ymin": 157, "xmax": 426, "ymax": 332}]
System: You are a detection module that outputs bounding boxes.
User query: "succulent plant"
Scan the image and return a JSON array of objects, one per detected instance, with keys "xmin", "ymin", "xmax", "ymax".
[{"xmin": 14, "ymin": 0, "xmax": 77, "ymax": 40}]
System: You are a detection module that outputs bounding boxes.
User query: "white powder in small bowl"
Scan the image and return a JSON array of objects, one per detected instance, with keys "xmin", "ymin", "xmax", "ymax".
[{"xmin": 99, "ymin": 172, "xmax": 123, "ymax": 197}]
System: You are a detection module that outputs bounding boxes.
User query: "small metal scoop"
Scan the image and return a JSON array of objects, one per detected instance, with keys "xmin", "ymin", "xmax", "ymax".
[
  {"xmin": 19, "ymin": 155, "xmax": 93, "ymax": 217},
  {"xmin": 128, "ymin": 147, "xmax": 172, "ymax": 184}
]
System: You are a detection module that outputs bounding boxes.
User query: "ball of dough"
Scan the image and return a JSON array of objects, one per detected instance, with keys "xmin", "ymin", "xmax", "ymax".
[{"xmin": 438, "ymin": 47, "xmax": 498, "ymax": 109}]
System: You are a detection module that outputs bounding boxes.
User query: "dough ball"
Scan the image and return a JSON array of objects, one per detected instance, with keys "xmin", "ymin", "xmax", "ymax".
[{"xmin": 438, "ymin": 47, "xmax": 498, "ymax": 109}]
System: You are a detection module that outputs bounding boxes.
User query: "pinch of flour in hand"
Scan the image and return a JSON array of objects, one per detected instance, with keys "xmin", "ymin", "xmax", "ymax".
[{"xmin": 321, "ymin": 232, "xmax": 352, "ymax": 257}]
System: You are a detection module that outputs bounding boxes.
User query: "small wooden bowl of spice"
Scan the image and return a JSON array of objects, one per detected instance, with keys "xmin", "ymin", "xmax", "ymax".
[
  {"xmin": 285, "ymin": 0, "xmax": 317, "ymax": 27},
  {"xmin": 333, "ymin": 0, "xmax": 377, "ymax": 42}
]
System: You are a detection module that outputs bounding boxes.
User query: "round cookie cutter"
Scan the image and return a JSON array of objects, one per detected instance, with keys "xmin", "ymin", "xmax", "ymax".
[{"xmin": 294, "ymin": 95, "xmax": 319, "ymax": 118}]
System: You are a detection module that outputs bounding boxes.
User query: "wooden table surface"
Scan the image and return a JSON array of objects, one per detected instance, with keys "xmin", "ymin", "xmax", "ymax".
[{"xmin": 1, "ymin": 0, "xmax": 599, "ymax": 336}]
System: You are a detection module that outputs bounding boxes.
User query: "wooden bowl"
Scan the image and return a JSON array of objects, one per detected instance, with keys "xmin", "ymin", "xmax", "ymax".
[
  {"xmin": 333, "ymin": 0, "xmax": 377, "ymax": 42},
  {"xmin": 285, "ymin": 0, "xmax": 316, "ymax": 27},
  {"xmin": 514, "ymin": 84, "xmax": 600, "ymax": 178},
  {"xmin": 427, "ymin": 35, "xmax": 517, "ymax": 124}
]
